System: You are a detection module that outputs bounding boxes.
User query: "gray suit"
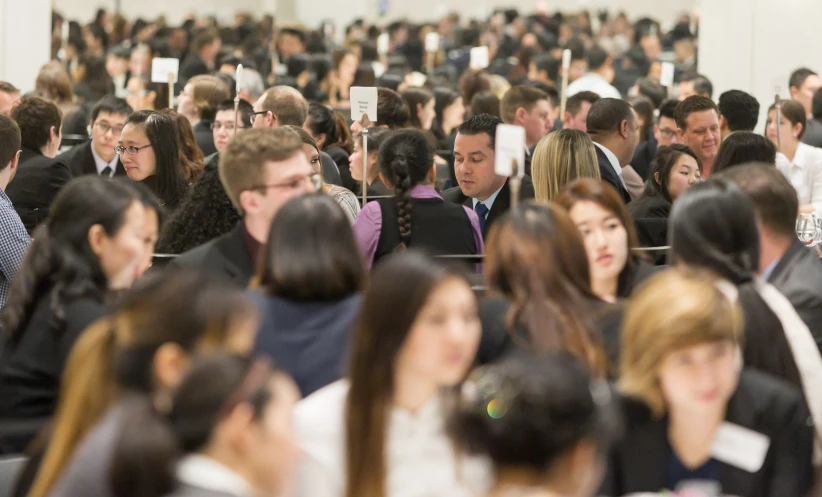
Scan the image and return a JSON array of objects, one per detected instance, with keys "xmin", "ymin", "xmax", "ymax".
[
  {"xmin": 803, "ymin": 118, "xmax": 822, "ymax": 149},
  {"xmin": 767, "ymin": 238, "xmax": 822, "ymax": 352}
]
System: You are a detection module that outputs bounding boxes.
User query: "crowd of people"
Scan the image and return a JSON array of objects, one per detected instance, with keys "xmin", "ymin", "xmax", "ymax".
[{"xmin": 0, "ymin": 4, "xmax": 821, "ymax": 497}]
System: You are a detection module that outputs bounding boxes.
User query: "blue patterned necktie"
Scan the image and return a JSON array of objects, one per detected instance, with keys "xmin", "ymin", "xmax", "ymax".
[{"xmin": 475, "ymin": 202, "xmax": 490, "ymax": 233}]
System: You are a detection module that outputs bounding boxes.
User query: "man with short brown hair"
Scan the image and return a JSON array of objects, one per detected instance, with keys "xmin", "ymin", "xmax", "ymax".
[
  {"xmin": 172, "ymin": 127, "xmax": 319, "ymax": 286},
  {"xmin": 251, "ymin": 86, "xmax": 309, "ymax": 129},
  {"xmin": 0, "ymin": 82, "xmax": 20, "ymax": 116},
  {"xmin": 675, "ymin": 95, "xmax": 721, "ymax": 177}
]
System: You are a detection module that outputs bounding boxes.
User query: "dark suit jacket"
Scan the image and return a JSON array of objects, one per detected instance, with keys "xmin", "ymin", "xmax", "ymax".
[
  {"xmin": 617, "ymin": 257, "xmax": 660, "ymax": 298},
  {"xmin": 193, "ymin": 121, "xmax": 217, "ymax": 157},
  {"xmin": 58, "ymin": 140, "xmax": 127, "ymax": 178},
  {"xmin": 630, "ymin": 131, "xmax": 657, "ymax": 181},
  {"xmin": 179, "ymin": 54, "xmax": 209, "ymax": 85},
  {"xmin": 441, "ymin": 176, "xmax": 536, "ymax": 238},
  {"xmin": 802, "ymin": 118, "xmax": 822, "ymax": 148},
  {"xmin": 6, "ymin": 148, "xmax": 72, "ymax": 233},
  {"xmin": 169, "ymin": 223, "xmax": 254, "ymax": 288},
  {"xmin": 767, "ymin": 238, "xmax": 822, "ymax": 352},
  {"xmin": 595, "ymin": 145, "xmax": 631, "ymax": 203},
  {"xmin": 600, "ymin": 369, "xmax": 814, "ymax": 497},
  {"xmin": 628, "ymin": 194, "xmax": 671, "ymax": 249},
  {"xmin": 319, "ymin": 151, "xmax": 343, "ymax": 187}
]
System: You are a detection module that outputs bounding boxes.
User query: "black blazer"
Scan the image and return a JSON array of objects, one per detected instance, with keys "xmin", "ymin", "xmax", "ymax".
[
  {"xmin": 0, "ymin": 295, "xmax": 107, "ymax": 421},
  {"xmin": 170, "ymin": 223, "xmax": 254, "ymax": 288},
  {"xmin": 441, "ymin": 176, "xmax": 536, "ymax": 238},
  {"xmin": 6, "ymin": 148, "xmax": 72, "ymax": 234},
  {"xmin": 595, "ymin": 145, "xmax": 631, "ymax": 203},
  {"xmin": 630, "ymin": 129, "xmax": 657, "ymax": 181},
  {"xmin": 628, "ymin": 194, "xmax": 671, "ymax": 249},
  {"xmin": 617, "ymin": 257, "xmax": 660, "ymax": 298},
  {"xmin": 802, "ymin": 118, "xmax": 822, "ymax": 148},
  {"xmin": 179, "ymin": 54, "xmax": 209, "ymax": 85},
  {"xmin": 600, "ymin": 369, "xmax": 814, "ymax": 497},
  {"xmin": 193, "ymin": 121, "xmax": 217, "ymax": 157},
  {"xmin": 58, "ymin": 140, "xmax": 127, "ymax": 178},
  {"xmin": 767, "ymin": 238, "xmax": 822, "ymax": 353}
]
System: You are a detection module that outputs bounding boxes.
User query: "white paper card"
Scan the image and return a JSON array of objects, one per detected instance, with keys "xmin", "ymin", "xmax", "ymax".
[
  {"xmin": 470, "ymin": 46, "xmax": 489, "ymax": 70},
  {"xmin": 660, "ymin": 62, "xmax": 675, "ymax": 88},
  {"xmin": 425, "ymin": 32, "xmax": 440, "ymax": 53},
  {"xmin": 151, "ymin": 58, "xmax": 179, "ymax": 84},
  {"xmin": 377, "ymin": 33, "xmax": 390, "ymax": 55},
  {"xmin": 562, "ymin": 49, "xmax": 572, "ymax": 70},
  {"xmin": 709, "ymin": 422, "xmax": 770, "ymax": 473},
  {"xmin": 349, "ymin": 86, "xmax": 378, "ymax": 122},
  {"xmin": 494, "ymin": 124, "xmax": 526, "ymax": 178}
]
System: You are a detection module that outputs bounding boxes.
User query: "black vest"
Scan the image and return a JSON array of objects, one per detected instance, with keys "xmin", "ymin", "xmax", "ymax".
[{"xmin": 374, "ymin": 197, "xmax": 478, "ymax": 264}]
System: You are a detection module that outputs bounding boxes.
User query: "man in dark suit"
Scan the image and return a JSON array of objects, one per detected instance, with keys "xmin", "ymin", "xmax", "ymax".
[
  {"xmin": 177, "ymin": 75, "xmax": 230, "ymax": 157},
  {"xmin": 586, "ymin": 98, "xmax": 640, "ymax": 204},
  {"xmin": 6, "ymin": 96, "xmax": 72, "ymax": 234},
  {"xmin": 178, "ymin": 28, "xmax": 221, "ymax": 86},
  {"xmin": 171, "ymin": 127, "xmax": 318, "ymax": 287},
  {"xmin": 441, "ymin": 114, "xmax": 535, "ymax": 238},
  {"xmin": 59, "ymin": 96, "xmax": 132, "ymax": 178},
  {"xmin": 717, "ymin": 89, "xmax": 760, "ymax": 141},
  {"xmin": 631, "ymin": 99, "xmax": 680, "ymax": 181},
  {"xmin": 803, "ymin": 87, "xmax": 822, "ymax": 148},
  {"xmin": 718, "ymin": 163, "xmax": 822, "ymax": 351}
]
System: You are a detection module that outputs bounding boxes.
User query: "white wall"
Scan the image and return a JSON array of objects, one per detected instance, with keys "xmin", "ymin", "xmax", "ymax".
[
  {"xmin": 698, "ymin": 0, "xmax": 822, "ymax": 134},
  {"xmin": 0, "ymin": 0, "xmax": 51, "ymax": 92}
]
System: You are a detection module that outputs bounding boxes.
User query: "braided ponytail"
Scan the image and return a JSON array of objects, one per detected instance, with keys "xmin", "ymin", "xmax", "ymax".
[{"xmin": 378, "ymin": 130, "xmax": 434, "ymax": 252}]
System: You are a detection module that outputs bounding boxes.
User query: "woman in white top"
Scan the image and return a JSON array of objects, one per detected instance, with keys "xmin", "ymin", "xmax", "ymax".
[
  {"xmin": 766, "ymin": 99, "xmax": 822, "ymax": 216},
  {"xmin": 449, "ymin": 353, "xmax": 618, "ymax": 497},
  {"xmin": 294, "ymin": 251, "xmax": 489, "ymax": 497},
  {"xmin": 108, "ymin": 353, "xmax": 301, "ymax": 497}
]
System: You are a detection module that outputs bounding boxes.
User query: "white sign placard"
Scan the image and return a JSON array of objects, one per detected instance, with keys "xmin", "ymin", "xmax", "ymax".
[
  {"xmin": 494, "ymin": 124, "xmax": 526, "ymax": 178},
  {"xmin": 562, "ymin": 49, "xmax": 572, "ymax": 70},
  {"xmin": 470, "ymin": 46, "xmax": 489, "ymax": 70},
  {"xmin": 350, "ymin": 86, "xmax": 378, "ymax": 122},
  {"xmin": 425, "ymin": 32, "xmax": 441, "ymax": 53},
  {"xmin": 377, "ymin": 33, "xmax": 390, "ymax": 55},
  {"xmin": 660, "ymin": 62, "xmax": 675, "ymax": 88},
  {"xmin": 151, "ymin": 58, "xmax": 179, "ymax": 84}
]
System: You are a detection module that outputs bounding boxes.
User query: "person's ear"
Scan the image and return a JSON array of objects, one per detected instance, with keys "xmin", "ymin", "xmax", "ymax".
[
  {"xmin": 719, "ymin": 115, "xmax": 728, "ymax": 130},
  {"xmin": 515, "ymin": 106, "xmax": 528, "ymax": 125},
  {"xmin": 316, "ymin": 133, "xmax": 327, "ymax": 148},
  {"xmin": 87, "ymin": 224, "xmax": 107, "ymax": 258},
  {"xmin": 239, "ymin": 190, "xmax": 261, "ymax": 216},
  {"xmin": 790, "ymin": 86, "xmax": 799, "ymax": 99},
  {"xmin": 428, "ymin": 162, "xmax": 437, "ymax": 183},
  {"xmin": 267, "ymin": 111, "xmax": 277, "ymax": 127},
  {"xmin": 378, "ymin": 172, "xmax": 393, "ymax": 189},
  {"xmin": 9, "ymin": 150, "xmax": 20, "ymax": 172},
  {"xmin": 620, "ymin": 120, "xmax": 629, "ymax": 138},
  {"xmin": 221, "ymin": 403, "xmax": 256, "ymax": 453},
  {"xmin": 654, "ymin": 171, "xmax": 661, "ymax": 185},
  {"xmin": 676, "ymin": 127, "xmax": 685, "ymax": 140},
  {"xmin": 795, "ymin": 122, "xmax": 804, "ymax": 138},
  {"xmin": 152, "ymin": 342, "xmax": 188, "ymax": 390},
  {"xmin": 147, "ymin": 91, "xmax": 157, "ymax": 106},
  {"xmin": 563, "ymin": 111, "xmax": 572, "ymax": 125}
]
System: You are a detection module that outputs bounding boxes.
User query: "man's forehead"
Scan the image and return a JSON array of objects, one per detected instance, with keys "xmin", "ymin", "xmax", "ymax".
[
  {"xmin": 686, "ymin": 109, "xmax": 719, "ymax": 125},
  {"xmin": 455, "ymin": 132, "xmax": 492, "ymax": 153},
  {"xmin": 96, "ymin": 111, "xmax": 128, "ymax": 123},
  {"xmin": 215, "ymin": 110, "xmax": 235, "ymax": 120}
]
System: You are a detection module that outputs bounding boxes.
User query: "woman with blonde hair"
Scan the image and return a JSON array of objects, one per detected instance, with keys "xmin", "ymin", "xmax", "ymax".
[
  {"xmin": 600, "ymin": 268, "xmax": 814, "ymax": 497},
  {"xmin": 531, "ymin": 129, "xmax": 600, "ymax": 202}
]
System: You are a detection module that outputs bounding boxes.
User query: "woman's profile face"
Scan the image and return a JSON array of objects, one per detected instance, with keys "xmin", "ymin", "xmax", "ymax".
[
  {"xmin": 394, "ymin": 276, "xmax": 481, "ymax": 388},
  {"xmin": 765, "ymin": 108, "xmax": 800, "ymax": 146},
  {"xmin": 665, "ymin": 153, "xmax": 701, "ymax": 201},
  {"xmin": 301, "ymin": 143, "xmax": 322, "ymax": 175},
  {"xmin": 92, "ymin": 201, "xmax": 147, "ymax": 290},
  {"xmin": 657, "ymin": 340, "xmax": 739, "ymax": 414},
  {"xmin": 568, "ymin": 200, "xmax": 629, "ymax": 290},
  {"xmin": 119, "ymin": 123, "xmax": 157, "ymax": 181}
]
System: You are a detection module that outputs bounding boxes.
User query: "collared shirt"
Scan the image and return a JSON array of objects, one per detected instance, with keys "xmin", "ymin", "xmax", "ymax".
[
  {"xmin": 294, "ymin": 380, "xmax": 490, "ymax": 497},
  {"xmin": 0, "ymin": 188, "xmax": 31, "ymax": 310},
  {"xmin": 567, "ymin": 72, "xmax": 623, "ymax": 99},
  {"xmin": 471, "ymin": 181, "xmax": 505, "ymax": 216},
  {"xmin": 90, "ymin": 142, "xmax": 119, "ymax": 178},
  {"xmin": 594, "ymin": 142, "xmax": 627, "ymax": 188},
  {"xmin": 761, "ymin": 255, "xmax": 784, "ymax": 282},
  {"xmin": 176, "ymin": 454, "xmax": 255, "ymax": 497},
  {"xmin": 353, "ymin": 185, "xmax": 484, "ymax": 268},
  {"xmin": 776, "ymin": 142, "xmax": 822, "ymax": 217}
]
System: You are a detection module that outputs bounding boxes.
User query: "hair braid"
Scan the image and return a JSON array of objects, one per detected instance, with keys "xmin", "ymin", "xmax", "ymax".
[{"xmin": 392, "ymin": 156, "xmax": 413, "ymax": 249}]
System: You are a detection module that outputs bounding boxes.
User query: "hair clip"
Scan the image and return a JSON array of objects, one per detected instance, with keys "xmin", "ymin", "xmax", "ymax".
[
  {"xmin": 461, "ymin": 366, "xmax": 519, "ymax": 419},
  {"xmin": 589, "ymin": 380, "xmax": 612, "ymax": 407}
]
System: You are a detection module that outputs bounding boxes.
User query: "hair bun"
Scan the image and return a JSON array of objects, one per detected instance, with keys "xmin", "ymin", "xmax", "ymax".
[{"xmin": 392, "ymin": 155, "xmax": 410, "ymax": 175}]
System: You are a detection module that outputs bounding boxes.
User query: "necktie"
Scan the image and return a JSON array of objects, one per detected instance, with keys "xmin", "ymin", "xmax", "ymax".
[
  {"xmin": 101, "ymin": 166, "xmax": 113, "ymax": 178},
  {"xmin": 475, "ymin": 202, "xmax": 490, "ymax": 234}
]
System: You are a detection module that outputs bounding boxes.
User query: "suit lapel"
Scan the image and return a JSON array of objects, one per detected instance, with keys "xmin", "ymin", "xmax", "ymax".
[
  {"xmin": 485, "ymin": 179, "xmax": 511, "ymax": 236},
  {"xmin": 768, "ymin": 239, "xmax": 805, "ymax": 285},
  {"xmin": 215, "ymin": 225, "xmax": 255, "ymax": 286},
  {"xmin": 620, "ymin": 416, "xmax": 669, "ymax": 492},
  {"xmin": 81, "ymin": 142, "xmax": 98, "ymax": 176}
]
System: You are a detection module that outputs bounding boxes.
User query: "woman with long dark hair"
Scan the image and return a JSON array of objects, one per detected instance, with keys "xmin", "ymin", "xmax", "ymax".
[
  {"xmin": 118, "ymin": 110, "xmax": 189, "ymax": 210},
  {"xmin": 294, "ymin": 251, "xmax": 489, "ymax": 497},
  {"xmin": 481, "ymin": 202, "xmax": 619, "ymax": 377},
  {"xmin": 629, "ymin": 144, "xmax": 701, "ymax": 247},
  {"xmin": 556, "ymin": 178, "xmax": 658, "ymax": 301},
  {"xmin": 108, "ymin": 353, "xmax": 301, "ymax": 497},
  {"xmin": 431, "ymin": 87, "xmax": 465, "ymax": 150},
  {"xmin": 352, "ymin": 129, "xmax": 483, "ymax": 268},
  {"xmin": 158, "ymin": 108, "xmax": 205, "ymax": 182},
  {"xmin": 252, "ymin": 194, "xmax": 364, "ymax": 396},
  {"xmin": 26, "ymin": 271, "xmax": 259, "ymax": 497},
  {"xmin": 305, "ymin": 102, "xmax": 353, "ymax": 168},
  {"xmin": 0, "ymin": 177, "xmax": 147, "ymax": 431}
]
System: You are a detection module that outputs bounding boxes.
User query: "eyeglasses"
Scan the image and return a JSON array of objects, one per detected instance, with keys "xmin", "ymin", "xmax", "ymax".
[
  {"xmin": 249, "ymin": 110, "xmax": 269, "ymax": 124},
  {"xmin": 249, "ymin": 173, "xmax": 322, "ymax": 193},
  {"xmin": 659, "ymin": 128, "xmax": 678, "ymax": 138},
  {"xmin": 95, "ymin": 122, "xmax": 124, "ymax": 136},
  {"xmin": 210, "ymin": 122, "xmax": 246, "ymax": 131},
  {"xmin": 114, "ymin": 144, "xmax": 152, "ymax": 155}
]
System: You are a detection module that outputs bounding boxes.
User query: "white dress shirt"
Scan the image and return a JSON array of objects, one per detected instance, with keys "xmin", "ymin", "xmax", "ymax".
[
  {"xmin": 471, "ymin": 181, "xmax": 505, "ymax": 219},
  {"xmin": 90, "ymin": 142, "xmax": 119, "ymax": 178},
  {"xmin": 176, "ymin": 454, "xmax": 255, "ymax": 497},
  {"xmin": 594, "ymin": 142, "xmax": 627, "ymax": 188},
  {"xmin": 294, "ymin": 380, "xmax": 490, "ymax": 497},
  {"xmin": 775, "ymin": 142, "xmax": 822, "ymax": 216},
  {"xmin": 566, "ymin": 73, "xmax": 622, "ymax": 100}
]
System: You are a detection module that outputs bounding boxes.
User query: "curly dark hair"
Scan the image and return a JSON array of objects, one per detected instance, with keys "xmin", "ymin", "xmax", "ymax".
[{"xmin": 155, "ymin": 160, "xmax": 240, "ymax": 254}]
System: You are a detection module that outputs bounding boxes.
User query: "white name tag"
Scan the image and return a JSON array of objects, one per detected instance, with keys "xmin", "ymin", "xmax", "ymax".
[
  {"xmin": 709, "ymin": 422, "xmax": 770, "ymax": 473},
  {"xmin": 494, "ymin": 124, "xmax": 526, "ymax": 178}
]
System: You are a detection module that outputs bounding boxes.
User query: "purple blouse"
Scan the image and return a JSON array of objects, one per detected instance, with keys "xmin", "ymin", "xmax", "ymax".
[{"xmin": 352, "ymin": 185, "xmax": 485, "ymax": 268}]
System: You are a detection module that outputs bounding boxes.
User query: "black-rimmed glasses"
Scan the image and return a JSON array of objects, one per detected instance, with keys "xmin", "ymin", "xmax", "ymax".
[{"xmin": 114, "ymin": 144, "xmax": 152, "ymax": 155}]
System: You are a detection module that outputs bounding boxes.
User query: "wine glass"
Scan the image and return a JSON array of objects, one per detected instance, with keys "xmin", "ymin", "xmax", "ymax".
[{"xmin": 796, "ymin": 213, "xmax": 819, "ymax": 247}]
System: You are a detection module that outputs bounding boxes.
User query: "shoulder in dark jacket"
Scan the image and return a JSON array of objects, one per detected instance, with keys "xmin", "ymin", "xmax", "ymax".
[
  {"xmin": 6, "ymin": 148, "xmax": 72, "ymax": 233},
  {"xmin": 170, "ymin": 223, "xmax": 254, "ymax": 288}
]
